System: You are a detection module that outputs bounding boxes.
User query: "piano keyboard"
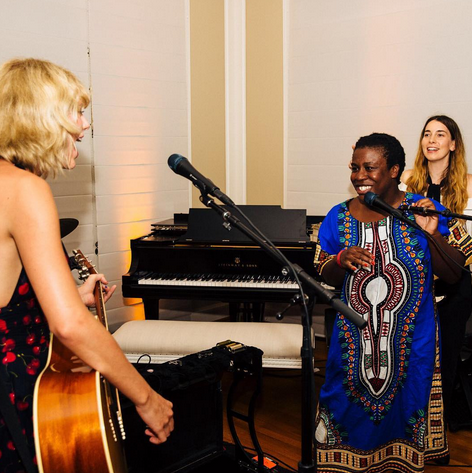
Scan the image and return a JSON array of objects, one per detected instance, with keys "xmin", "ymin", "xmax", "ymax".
[{"xmin": 137, "ymin": 273, "xmax": 300, "ymax": 290}]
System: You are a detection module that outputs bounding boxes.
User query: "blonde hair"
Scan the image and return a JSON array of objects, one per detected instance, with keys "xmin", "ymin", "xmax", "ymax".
[
  {"xmin": 0, "ymin": 58, "xmax": 90, "ymax": 177},
  {"xmin": 406, "ymin": 115, "xmax": 468, "ymax": 214}
]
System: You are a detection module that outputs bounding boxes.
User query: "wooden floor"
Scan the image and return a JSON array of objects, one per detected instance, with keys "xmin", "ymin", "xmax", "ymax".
[{"xmin": 221, "ymin": 338, "xmax": 472, "ymax": 473}]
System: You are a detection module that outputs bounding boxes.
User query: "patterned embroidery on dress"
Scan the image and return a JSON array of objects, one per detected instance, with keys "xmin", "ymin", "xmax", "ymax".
[
  {"xmin": 317, "ymin": 405, "xmax": 349, "ymax": 445},
  {"xmin": 424, "ymin": 321, "xmax": 448, "ymax": 460},
  {"xmin": 406, "ymin": 409, "xmax": 427, "ymax": 447},
  {"xmin": 317, "ymin": 439, "xmax": 425, "ymax": 473},
  {"xmin": 337, "ymin": 202, "xmax": 428, "ymax": 424}
]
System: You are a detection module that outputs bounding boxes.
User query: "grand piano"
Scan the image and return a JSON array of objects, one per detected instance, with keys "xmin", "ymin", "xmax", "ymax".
[{"xmin": 122, "ymin": 205, "xmax": 323, "ymax": 321}]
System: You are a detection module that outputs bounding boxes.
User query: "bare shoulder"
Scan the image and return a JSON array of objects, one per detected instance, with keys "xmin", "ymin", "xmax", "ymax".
[
  {"xmin": 0, "ymin": 164, "xmax": 57, "ymax": 236},
  {"xmin": 466, "ymin": 174, "xmax": 472, "ymax": 199},
  {"xmin": 0, "ymin": 162, "xmax": 42, "ymax": 211},
  {"xmin": 9, "ymin": 167, "xmax": 53, "ymax": 210},
  {"xmin": 401, "ymin": 169, "xmax": 413, "ymax": 185},
  {"xmin": 0, "ymin": 161, "xmax": 47, "ymax": 190}
]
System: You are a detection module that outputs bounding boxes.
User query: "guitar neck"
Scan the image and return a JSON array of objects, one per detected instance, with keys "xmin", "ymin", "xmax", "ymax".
[
  {"xmin": 73, "ymin": 249, "xmax": 108, "ymax": 330},
  {"xmin": 94, "ymin": 282, "xmax": 108, "ymax": 329}
]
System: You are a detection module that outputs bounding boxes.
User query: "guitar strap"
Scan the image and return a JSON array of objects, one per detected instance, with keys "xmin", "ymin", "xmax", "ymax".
[{"xmin": 0, "ymin": 380, "xmax": 36, "ymax": 473}]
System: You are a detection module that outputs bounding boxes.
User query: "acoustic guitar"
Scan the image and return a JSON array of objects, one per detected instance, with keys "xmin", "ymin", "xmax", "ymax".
[{"xmin": 33, "ymin": 250, "xmax": 127, "ymax": 473}]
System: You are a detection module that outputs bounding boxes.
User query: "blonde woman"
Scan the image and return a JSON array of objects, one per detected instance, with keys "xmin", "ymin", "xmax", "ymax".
[
  {"xmin": 402, "ymin": 115, "xmax": 472, "ymax": 228},
  {"xmin": 0, "ymin": 58, "xmax": 173, "ymax": 472},
  {"xmin": 402, "ymin": 115, "xmax": 472, "ymax": 433}
]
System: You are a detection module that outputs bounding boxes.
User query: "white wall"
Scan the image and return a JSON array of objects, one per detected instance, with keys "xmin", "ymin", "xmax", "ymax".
[
  {"xmin": 286, "ymin": 0, "xmax": 472, "ymax": 216},
  {"xmin": 6, "ymin": 0, "xmax": 472, "ymax": 328},
  {"xmin": 0, "ymin": 0, "xmax": 190, "ymax": 329},
  {"xmin": 87, "ymin": 1, "xmax": 190, "ymax": 327}
]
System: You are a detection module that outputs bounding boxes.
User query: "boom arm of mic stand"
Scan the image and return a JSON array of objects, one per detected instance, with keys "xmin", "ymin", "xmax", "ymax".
[
  {"xmin": 291, "ymin": 264, "xmax": 367, "ymax": 329},
  {"xmin": 399, "ymin": 205, "xmax": 472, "ymax": 220}
]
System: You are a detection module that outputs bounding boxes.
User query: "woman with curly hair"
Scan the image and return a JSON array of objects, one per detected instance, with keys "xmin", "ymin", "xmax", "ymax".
[
  {"xmin": 314, "ymin": 132, "xmax": 470, "ymax": 473},
  {"xmin": 402, "ymin": 115, "xmax": 472, "ymax": 434}
]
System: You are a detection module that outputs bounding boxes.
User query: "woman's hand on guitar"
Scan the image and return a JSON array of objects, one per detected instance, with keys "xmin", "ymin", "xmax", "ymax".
[
  {"xmin": 78, "ymin": 273, "xmax": 117, "ymax": 308},
  {"xmin": 136, "ymin": 390, "xmax": 174, "ymax": 444}
]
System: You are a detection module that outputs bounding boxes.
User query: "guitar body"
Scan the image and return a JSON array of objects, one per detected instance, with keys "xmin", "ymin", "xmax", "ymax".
[{"xmin": 33, "ymin": 250, "xmax": 127, "ymax": 473}]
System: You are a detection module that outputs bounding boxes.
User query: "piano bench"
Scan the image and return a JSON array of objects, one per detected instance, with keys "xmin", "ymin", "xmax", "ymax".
[{"xmin": 113, "ymin": 320, "xmax": 314, "ymax": 369}]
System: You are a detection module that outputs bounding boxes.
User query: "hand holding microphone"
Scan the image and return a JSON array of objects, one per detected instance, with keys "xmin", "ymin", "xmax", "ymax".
[
  {"xmin": 406, "ymin": 197, "xmax": 441, "ymax": 235},
  {"xmin": 167, "ymin": 154, "xmax": 235, "ymax": 206}
]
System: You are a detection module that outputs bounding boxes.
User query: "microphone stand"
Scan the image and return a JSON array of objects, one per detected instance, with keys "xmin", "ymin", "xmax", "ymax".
[
  {"xmin": 399, "ymin": 206, "xmax": 472, "ymax": 220},
  {"xmin": 199, "ymin": 194, "xmax": 367, "ymax": 473}
]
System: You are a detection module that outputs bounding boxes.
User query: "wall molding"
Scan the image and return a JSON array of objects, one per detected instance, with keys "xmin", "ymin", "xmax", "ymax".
[{"xmin": 224, "ymin": 0, "xmax": 247, "ymax": 205}]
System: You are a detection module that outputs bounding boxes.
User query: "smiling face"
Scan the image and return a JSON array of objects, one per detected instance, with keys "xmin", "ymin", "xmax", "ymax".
[
  {"xmin": 67, "ymin": 108, "xmax": 90, "ymax": 169},
  {"xmin": 350, "ymin": 147, "xmax": 400, "ymax": 202},
  {"xmin": 421, "ymin": 119, "xmax": 455, "ymax": 165}
]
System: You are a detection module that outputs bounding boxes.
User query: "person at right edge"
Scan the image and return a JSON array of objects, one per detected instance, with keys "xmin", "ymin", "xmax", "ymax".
[
  {"xmin": 402, "ymin": 115, "xmax": 472, "ymax": 441},
  {"xmin": 314, "ymin": 133, "xmax": 472, "ymax": 473}
]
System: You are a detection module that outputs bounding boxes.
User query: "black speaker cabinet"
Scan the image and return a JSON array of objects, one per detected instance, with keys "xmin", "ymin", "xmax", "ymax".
[
  {"xmin": 122, "ymin": 377, "xmax": 224, "ymax": 473},
  {"xmin": 122, "ymin": 345, "xmax": 264, "ymax": 472}
]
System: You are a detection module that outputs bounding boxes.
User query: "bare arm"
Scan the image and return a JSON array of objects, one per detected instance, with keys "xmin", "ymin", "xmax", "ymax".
[{"xmin": 10, "ymin": 175, "xmax": 173, "ymax": 444}]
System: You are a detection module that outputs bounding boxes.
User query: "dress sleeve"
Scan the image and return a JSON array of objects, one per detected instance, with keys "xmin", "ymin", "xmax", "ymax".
[
  {"xmin": 314, "ymin": 204, "xmax": 344, "ymax": 277},
  {"xmin": 446, "ymin": 218, "xmax": 472, "ymax": 264},
  {"xmin": 410, "ymin": 193, "xmax": 472, "ymax": 263}
]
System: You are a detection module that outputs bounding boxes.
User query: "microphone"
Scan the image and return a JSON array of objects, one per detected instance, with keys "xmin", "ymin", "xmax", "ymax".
[
  {"xmin": 364, "ymin": 192, "xmax": 424, "ymax": 232},
  {"xmin": 364, "ymin": 192, "xmax": 405, "ymax": 220},
  {"xmin": 168, "ymin": 154, "xmax": 234, "ymax": 206}
]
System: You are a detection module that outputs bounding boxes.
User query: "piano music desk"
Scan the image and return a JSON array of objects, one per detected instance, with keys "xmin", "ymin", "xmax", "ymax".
[{"xmin": 113, "ymin": 320, "xmax": 314, "ymax": 369}]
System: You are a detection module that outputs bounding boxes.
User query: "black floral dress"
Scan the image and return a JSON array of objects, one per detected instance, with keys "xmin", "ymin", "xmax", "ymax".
[{"xmin": 0, "ymin": 269, "xmax": 49, "ymax": 473}]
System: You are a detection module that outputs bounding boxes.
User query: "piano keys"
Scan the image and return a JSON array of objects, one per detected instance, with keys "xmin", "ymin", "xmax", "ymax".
[
  {"xmin": 122, "ymin": 205, "xmax": 323, "ymax": 320},
  {"xmin": 136, "ymin": 273, "xmax": 300, "ymax": 290}
]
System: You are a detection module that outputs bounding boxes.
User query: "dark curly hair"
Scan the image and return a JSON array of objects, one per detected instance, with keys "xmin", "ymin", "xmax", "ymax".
[{"xmin": 354, "ymin": 133, "xmax": 406, "ymax": 183}]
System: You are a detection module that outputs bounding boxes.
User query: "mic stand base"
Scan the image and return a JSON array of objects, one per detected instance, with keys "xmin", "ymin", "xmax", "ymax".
[{"xmin": 298, "ymin": 464, "xmax": 317, "ymax": 473}]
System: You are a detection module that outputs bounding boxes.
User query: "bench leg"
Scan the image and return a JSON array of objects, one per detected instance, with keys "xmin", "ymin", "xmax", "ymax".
[{"xmin": 229, "ymin": 302, "xmax": 265, "ymax": 322}]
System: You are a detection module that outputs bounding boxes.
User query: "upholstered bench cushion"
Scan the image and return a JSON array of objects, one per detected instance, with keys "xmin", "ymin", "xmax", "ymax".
[{"xmin": 113, "ymin": 320, "xmax": 314, "ymax": 369}]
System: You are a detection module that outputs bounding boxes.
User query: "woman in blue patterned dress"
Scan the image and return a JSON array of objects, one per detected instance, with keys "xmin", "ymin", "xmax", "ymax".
[
  {"xmin": 314, "ymin": 133, "xmax": 471, "ymax": 473},
  {"xmin": 0, "ymin": 58, "xmax": 173, "ymax": 472}
]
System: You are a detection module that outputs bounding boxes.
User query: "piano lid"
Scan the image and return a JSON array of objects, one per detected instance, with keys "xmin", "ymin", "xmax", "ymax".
[{"xmin": 178, "ymin": 205, "xmax": 311, "ymax": 244}]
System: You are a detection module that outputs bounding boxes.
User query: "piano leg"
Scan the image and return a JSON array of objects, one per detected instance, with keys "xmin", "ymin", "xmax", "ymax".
[
  {"xmin": 229, "ymin": 302, "xmax": 265, "ymax": 322},
  {"xmin": 143, "ymin": 298, "xmax": 160, "ymax": 320}
]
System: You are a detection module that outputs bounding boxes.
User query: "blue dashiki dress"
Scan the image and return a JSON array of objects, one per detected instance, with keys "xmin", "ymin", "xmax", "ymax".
[{"xmin": 314, "ymin": 192, "xmax": 472, "ymax": 473}]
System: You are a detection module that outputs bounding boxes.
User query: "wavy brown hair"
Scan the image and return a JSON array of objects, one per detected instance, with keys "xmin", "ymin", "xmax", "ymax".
[
  {"xmin": 406, "ymin": 115, "xmax": 468, "ymax": 214},
  {"xmin": 0, "ymin": 58, "xmax": 90, "ymax": 178}
]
